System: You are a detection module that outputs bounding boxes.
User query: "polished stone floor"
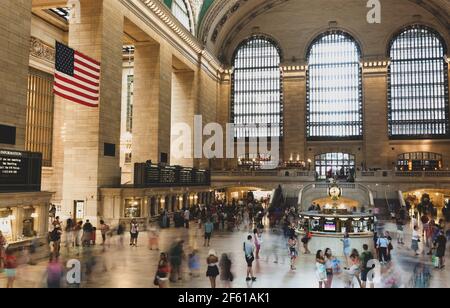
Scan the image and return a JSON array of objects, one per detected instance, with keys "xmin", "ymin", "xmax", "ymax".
[{"xmin": 1, "ymin": 221, "xmax": 449, "ymax": 288}]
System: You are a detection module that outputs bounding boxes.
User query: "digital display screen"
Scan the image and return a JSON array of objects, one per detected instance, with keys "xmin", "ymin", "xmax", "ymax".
[
  {"xmin": 0, "ymin": 149, "xmax": 41, "ymax": 192},
  {"xmin": 324, "ymin": 221, "xmax": 336, "ymax": 232}
]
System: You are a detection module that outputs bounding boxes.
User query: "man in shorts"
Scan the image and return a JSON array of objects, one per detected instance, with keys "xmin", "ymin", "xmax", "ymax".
[
  {"xmin": 243, "ymin": 235, "xmax": 257, "ymax": 282},
  {"xmin": 204, "ymin": 219, "xmax": 214, "ymax": 247},
  {"xmin": 360, "ymin": 244, "xmax": 375, "ymax": 288}
]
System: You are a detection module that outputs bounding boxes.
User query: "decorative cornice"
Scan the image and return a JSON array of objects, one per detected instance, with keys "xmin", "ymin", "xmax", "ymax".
[
  {"xmin": 137, "ymin": 0, "xmax": 224, "ymax": 75},
  {"xmin": 30, "ymin": 37, "xmax": 55, "ymax": 63}
]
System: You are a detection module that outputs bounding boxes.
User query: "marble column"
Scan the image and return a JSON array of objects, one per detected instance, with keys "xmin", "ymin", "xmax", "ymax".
[
  {"xmin": 362, "ymin": 60, "xmax": 390, "ymax": 170},
  {"xmin": 282, "ymin": 67, "xmax": 307, "ymax": 163},
  {"xmin": 61, "ymin": 0, "xmax": 124, "ymax": 225},
  {"xmin": 132, "ymin": 42, "xmax": 173, "ymax": 171},
  {"xmin": 0, "ymin": 0, "xmax": 32, "ymax": 150}
]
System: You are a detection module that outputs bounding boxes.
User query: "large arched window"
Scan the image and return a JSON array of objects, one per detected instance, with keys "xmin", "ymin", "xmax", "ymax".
[
  {"xmin": 172, "ymin": 0, "xmax": 193, "ymax": 33},
  {"xmin": 306, "ymin": 31, "xmax": 363, "ymax": 140},
  {"xmin": 388, "ymin": 25, "xmax": 449, "ymax": 139},
  {"xmin": 232, "ymin": 36, "xmax": 283, "ymax": 138}
]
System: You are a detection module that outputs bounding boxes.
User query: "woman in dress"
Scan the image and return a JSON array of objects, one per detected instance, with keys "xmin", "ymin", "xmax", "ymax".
[
  {"xmin": 206, "ymin": 250, "xmax": 220, "ymax": 288},
  {"xmin": 324, "ymin": 248, "xmax": 336, "ymax": 288},
  {"xmin": 315, "ymin": 250, "xmax": 327, "ymax": 288},
  {"xmin": 341, "ymin": 232, "xmax": 351, "ymax": 266}
]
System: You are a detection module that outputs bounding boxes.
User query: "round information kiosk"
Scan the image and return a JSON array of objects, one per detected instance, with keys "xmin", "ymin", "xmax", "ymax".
[{"xmin": 297, "ymin": 183, "xmax": 375, "ymax": 256}]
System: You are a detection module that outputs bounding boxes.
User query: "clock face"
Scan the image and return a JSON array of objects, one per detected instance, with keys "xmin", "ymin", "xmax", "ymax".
[{"xmin": 329, "ymin": 187, "xmax": 341, "ymax": 198}]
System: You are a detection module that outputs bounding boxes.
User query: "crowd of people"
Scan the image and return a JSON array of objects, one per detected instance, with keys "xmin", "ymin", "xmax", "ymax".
[{"xmin": 1, "ymin": 194, "xmax": 449, "ymax": 289}]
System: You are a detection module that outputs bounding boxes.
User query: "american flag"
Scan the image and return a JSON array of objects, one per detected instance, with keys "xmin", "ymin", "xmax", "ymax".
[{"xmin": 54, "ymin": 41, "xmax": 101, "ymax": 107}]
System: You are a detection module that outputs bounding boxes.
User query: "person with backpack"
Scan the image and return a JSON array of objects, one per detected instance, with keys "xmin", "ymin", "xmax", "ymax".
[
  {"xmin": 243, "ymin": 235, "xmax": 256, "ymax": 282},
  {"xmin": 434, "ymin": 229, "xmax": 447, "ymax": 270},
  {"xmin": 49, "ymin": 227, "xmax": 62, "ymax": 258},
  {"xmin": 360, "ymin": 244, "xmax": 375, "ymax": 288},
  {"xmin": 82, "ymin": 220, "xmax": 93, "ymax": 247},
  {"xmin": 376, "ymin": 233, "xmax": 390, "ymax": 265}
]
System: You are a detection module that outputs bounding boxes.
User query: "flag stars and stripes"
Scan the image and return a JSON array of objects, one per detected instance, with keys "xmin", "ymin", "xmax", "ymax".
[{"xmin": 54, "ymin": 41, "xmax": 101, "ymax": 107}]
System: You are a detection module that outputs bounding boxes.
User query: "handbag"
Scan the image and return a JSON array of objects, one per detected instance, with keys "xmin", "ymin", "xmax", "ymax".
[{"xmin": 153, "ymin": 275, "xmax": 159, "ymax": 286}]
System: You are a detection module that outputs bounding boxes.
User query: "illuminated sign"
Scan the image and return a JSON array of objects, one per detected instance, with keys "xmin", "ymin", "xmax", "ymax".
[{"xmin": 0, "ymin": 150, "xmax": 42, "ymax": 192}]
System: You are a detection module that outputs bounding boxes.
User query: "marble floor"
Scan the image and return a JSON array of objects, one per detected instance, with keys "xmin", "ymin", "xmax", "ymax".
[{"xmin": 1, "ymin": 221, "xmax": 449, "ymax": 288}]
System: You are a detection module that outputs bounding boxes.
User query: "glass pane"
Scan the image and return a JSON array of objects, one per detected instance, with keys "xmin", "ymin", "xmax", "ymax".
[
  {"xmin": 388, "ymin": 26, "xmax": 449, "ymax": 138},
  {"xmin": 307, "ymin": 32, "xmax": 362, "ymax": 139},
  {"xmin": 232, "ymin": 37, "xmax": 282, "ymax": 138}
]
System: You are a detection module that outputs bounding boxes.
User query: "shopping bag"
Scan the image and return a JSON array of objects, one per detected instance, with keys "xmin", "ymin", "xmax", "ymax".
[{"xmin": 432, "ymin": 256, "xmax": 440, "ymax": 268}]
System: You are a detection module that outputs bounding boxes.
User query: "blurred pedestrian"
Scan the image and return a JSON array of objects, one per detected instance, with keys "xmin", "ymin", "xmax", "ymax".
[
  {"xmin": 188, "ymin": 249, "xmax": 201, "ymax": 277},
  {"xmin": 99, "ymin": 220, "xmax": 110, "ymax": 246},
  {"xmin": 155, "ymin": 253, "xmax": 170, "ymax": 288},
  {"xmin": 130, "ymin": 219, "xmax": 139, "ymax": 247},
  {"xmin": 220, "ymin": 253, "xmax": 233, "ymax": 288},
  {"xmin": 169, "ymin": 240, "xmax": 184, "ymax": 282},
  {"xmin": 4, "ymin": 249, "xmax": 17, "ymax": 288},
  {"xmin": 206, "ymin": 250, "xmax": 219, "ymax": 288},
  {"xmin": 148, "ymin": 227, "xmax": 159, "ymax": 250},
  {"xmin": 47, "ymin": 256, "xmax": 64, "ymax": 289},
  {"xmin": 82, "ymin": 220, "xmax": 93, "ymax": 247}
]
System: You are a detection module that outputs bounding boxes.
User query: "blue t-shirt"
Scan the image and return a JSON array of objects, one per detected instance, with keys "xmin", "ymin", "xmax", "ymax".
[{"xmin": 205, "ymin": 222, "xmax": 214, "ymax": 234}]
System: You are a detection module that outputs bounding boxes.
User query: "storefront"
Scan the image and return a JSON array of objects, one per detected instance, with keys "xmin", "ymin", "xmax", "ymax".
[
  {"xmin": 0, "ymin": 192, "xmax": 51, "ymax": 244},
  {"xmin": 0, "ymin": 149, "xmax": 51, "ymax": 246},
  {"xmin": 99, "ymin": 187, "xmax": 215, "ymax": 226}
]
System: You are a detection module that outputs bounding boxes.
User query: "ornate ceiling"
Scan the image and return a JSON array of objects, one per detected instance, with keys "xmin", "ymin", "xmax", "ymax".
[{"xmin": 189, "ymin": 0, "xmax": 449, "ymax": 60}]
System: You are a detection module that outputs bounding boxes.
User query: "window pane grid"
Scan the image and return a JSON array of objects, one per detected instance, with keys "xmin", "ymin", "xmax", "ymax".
[
  {"xmin": 172, "ymin": 0, "xmax": 192, "ymax": 33},
  {"xmin": 315, "ymin": 152, "xmax": 356, "ymax": 180},
  {"xmin": 26, "ymin": 68, "xmax": 54, "ymax": 167},
  {"xmin": 231, "ymin": 36, "xmax": 283, "ymax": 138},
  {"xmin": 388, "ymin": 25, "xmax": 449, "ymax": 138},
  {"xmin": 307, "ymin": 32, "xmax": 363, "ymax": 140},
  {"xmin": 126, "ymin": 75, "xmax": 134, "ymax": 133}
]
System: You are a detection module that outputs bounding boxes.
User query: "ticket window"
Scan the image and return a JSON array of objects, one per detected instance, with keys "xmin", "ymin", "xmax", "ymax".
[
  {"xmin": 124, "ymin": 199, "xmax": 142, "ymax": 218},
  {"xmin": 22, "ymin": 208, "xmax": 37, "ymax": 238}
]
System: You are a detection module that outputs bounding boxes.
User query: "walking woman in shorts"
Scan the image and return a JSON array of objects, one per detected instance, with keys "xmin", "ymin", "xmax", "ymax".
[{"xmin": 4, "ymin": 249, "xmax": 17, "ymax": 288}]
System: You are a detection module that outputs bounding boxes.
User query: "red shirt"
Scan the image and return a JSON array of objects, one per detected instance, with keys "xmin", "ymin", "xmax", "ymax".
[{"xmin": 4, "ymin": 255, "xmax": 17, "ymax": 269}]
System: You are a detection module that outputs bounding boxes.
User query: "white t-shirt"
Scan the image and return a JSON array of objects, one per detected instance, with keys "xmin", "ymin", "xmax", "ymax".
[{"xmin": 412, "ymin": 230, "xmax": 420, "ymax": 241}]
